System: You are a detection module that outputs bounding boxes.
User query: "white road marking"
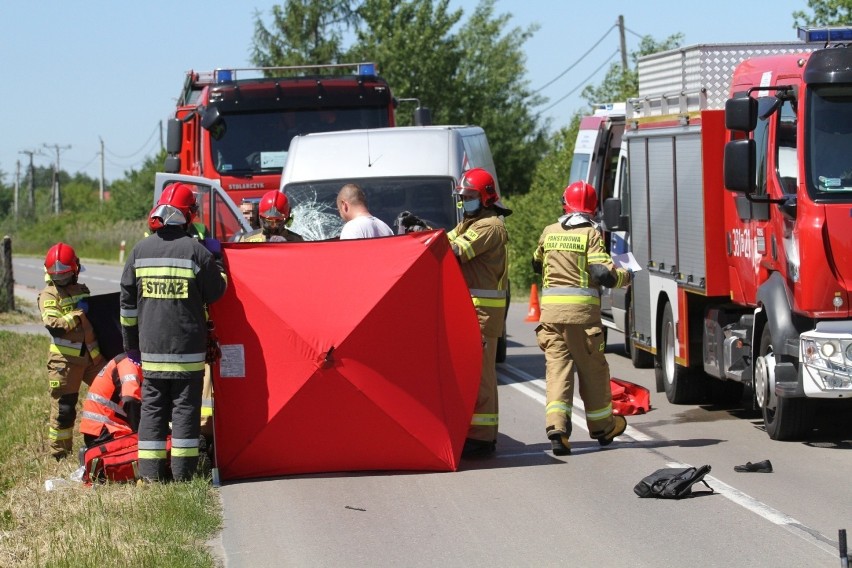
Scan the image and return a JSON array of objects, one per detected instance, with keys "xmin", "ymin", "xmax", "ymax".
[{"xmin": 498, "ymin": 362, "xmax": 839, "ymax": 559}]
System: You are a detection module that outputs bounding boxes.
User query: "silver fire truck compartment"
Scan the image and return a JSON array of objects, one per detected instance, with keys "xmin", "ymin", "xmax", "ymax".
[{"xmin": 635, "ymin": 42, "xmax": 812, "ymax": 112}]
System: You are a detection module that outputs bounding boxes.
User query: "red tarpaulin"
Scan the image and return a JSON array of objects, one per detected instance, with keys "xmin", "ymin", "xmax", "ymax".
[
  {"xmin": 209, "ymin": 230, "xmax": 482, "ymax": 481},
  {"xmin": 611, "ymin": 378, "xmax": 651, "ymax": 416}
]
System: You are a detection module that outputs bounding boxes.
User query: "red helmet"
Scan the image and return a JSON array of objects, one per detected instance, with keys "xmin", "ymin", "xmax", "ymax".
[
  {"xmin": 455, "ymin": 168, "xmax": 498, "ymax": 208},
  {"xmin": 258, "ymin": 191, "xmax": 291, "ymax": 221},
  {"xmin": 44, "ymin": 242, "xmax": 80, "ymax": 279},
  {"xmin": 149, "ymin": 182, "xmax": 198, "ymax": 229},
  {"xmin": 562, "ymin": 181, "xmax": 597, "ymax": 215}
]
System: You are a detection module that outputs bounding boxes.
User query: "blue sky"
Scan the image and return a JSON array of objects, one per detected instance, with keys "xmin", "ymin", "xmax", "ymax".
[{"xmin": 3, "ymin": 0, "xmax": 809, "ymax": 183}]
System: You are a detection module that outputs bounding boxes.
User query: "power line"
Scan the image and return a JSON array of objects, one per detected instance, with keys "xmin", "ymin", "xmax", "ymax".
[
  {"xmin": 104, "ymin": 123, "xmax": 160, "ymax": 159},
  {"xmin": 532, "ymin": 24, "xmax": 616, "ymax": 94},
  {"xmin": 537, "ymin": 49, "xmax": 621, "ymax": 115},
  {"xmin": 625, "ymin": 26, "xmax": 645, "ymax": 40}
]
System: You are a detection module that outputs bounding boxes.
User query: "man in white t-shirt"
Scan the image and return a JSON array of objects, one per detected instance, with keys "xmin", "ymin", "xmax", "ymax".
[{"xmin": 336, "ymin": 183, "xmax": 394, "ymax": 239}]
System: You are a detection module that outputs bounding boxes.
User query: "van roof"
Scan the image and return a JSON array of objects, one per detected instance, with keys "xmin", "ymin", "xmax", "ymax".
[{"xmin": 282, "ymin": 125, "xmax": 486, "ymax": 184}]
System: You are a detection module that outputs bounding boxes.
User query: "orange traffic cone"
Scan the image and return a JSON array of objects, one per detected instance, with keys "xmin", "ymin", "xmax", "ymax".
[{"xmin": 525, "ymin": 283, "xmax": 541, "ymax": 322}]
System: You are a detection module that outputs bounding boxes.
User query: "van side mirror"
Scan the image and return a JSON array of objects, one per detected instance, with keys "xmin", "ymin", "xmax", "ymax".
[
  {"xmin": 414, "ymin": 106, "xmax": 432, "ymax": 126},
  {"xmin": 724, "ymin": 139, "xmax": 756, "ymax": 193},
  {"xmin": 602, "ymin": 197, "xmax": 624, "ymax": 231},
  {"xmin": 725, "ymin": 97, "xmax": 757, "ymax": 132}
]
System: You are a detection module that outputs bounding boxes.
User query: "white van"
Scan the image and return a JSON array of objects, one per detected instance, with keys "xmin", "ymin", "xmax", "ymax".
[
  {"xmin": 279, "ymin": 125, "xmax": 503, "ymax": 240},
  {"xmin": 279, "ymin": 125, "xmax": 508, "ymax": 361}
]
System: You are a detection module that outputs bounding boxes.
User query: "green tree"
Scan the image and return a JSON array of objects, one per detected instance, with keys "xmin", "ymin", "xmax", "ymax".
[
  {"xmin": 349, "ymin": 0, "xmax": 463, "ymax": 127},
  {"xmin": 252, "ymin": 0, "xmax": 546, "ymax": 196},
  {"xmin": 251, "ymin": 1, "xmax": 356, "ymax": 67},
  {"xmin": 449, "ymin": 0, "xmax": 546, "ymax": 195},
  {"xmin": 106, "ymin": 150, "xmax": 167, "ymax": 221},
  {"xmin": 581, "ymin": 33, "xmax": 683, "ymax": 107},
  {"xmin": 793, "ymin": 0, "xmax": 852, "ymax": 27}
]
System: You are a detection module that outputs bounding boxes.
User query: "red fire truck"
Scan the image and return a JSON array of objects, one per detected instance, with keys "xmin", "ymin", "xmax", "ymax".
[
  {"xmin": 602, "ymin": 28, "xmax": 852, "ymax": 440},
  {"xmin": 164, "ymin": 63, "xmax": 407, "ymax": 205}
]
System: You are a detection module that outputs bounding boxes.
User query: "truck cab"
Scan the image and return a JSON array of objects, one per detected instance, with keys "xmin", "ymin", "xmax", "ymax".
[{"xmin": 164, "ymin": 63, "xmax": 398, "ymax": 205}]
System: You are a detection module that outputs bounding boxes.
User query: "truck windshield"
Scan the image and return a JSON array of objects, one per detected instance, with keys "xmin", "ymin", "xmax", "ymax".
[
  {"xmin": 210, "ymin": 108, "xmax": 391, "ymax": 176},
  {"xmin": 284, "ymin": 177, "xmax": 458, "ymax": 241},
  {"xmin": 807, "ymin": 85, "xmax": 852, "ymax": 200}
]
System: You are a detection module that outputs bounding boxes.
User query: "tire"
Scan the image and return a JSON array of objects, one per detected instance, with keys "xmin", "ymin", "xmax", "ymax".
[
  {"xmin": 657, "ymin": 301, "xmax": 704, "ymax": 404},
  {"xmin": 625, "ymin": 304, "xmax": 653, "ymax": 369},
  {"xmin": 755, "ymin": 325, "xmax": 813, "ymax": 440}
]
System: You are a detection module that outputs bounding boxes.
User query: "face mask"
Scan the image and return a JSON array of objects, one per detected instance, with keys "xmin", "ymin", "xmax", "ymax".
[{"xmin": 462, "ymin": 199, "xmax": 481, "ymax": 214}]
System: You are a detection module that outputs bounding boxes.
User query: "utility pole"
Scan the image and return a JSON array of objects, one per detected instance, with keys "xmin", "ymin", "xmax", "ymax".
[
  {"xmin": 18, "ymin": 149, "xmax": 36, "ymax": 216},
  {"xmin": 43, "ymin": 143, "xmax": 71, "ymax": 215},
  {"xmin": 159, "ymin": 120, "xmax": 164, "ymax": 152},
  {"xmin": 14, "ymin": 160, "xmax": 20, "ymax": 219},
  {"xmin": 99, "ymin": 137, "xmax": 105, "ymax": 202},
  {"xmin": 618, "ymin": 15, "xmax": 628, "ymax": 72}
]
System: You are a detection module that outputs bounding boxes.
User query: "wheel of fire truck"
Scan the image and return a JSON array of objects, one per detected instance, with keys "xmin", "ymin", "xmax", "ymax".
[
  {"xmin": 657, "ymin": 301, "xmax": 704, "ymax": 404},
  {"xmin": 625, "ymin": 302, "xmax": 653, "ymax": 369},
  {"xmin": 755, "ymin": 325, "xmax": 813, "ymax": 440}
]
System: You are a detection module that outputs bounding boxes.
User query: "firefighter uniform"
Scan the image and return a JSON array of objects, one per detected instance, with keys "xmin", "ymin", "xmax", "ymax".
[
  {"xmin": 39, "ymin": 279, "xmax": 106, "ymax": 459},
  {"xmin": 79, "ymin": 353, "xmax": 142, "ymax": 447},
  {"xmin": 533, "ymin": 215, "xmax": 630, "ymax": 444},
  {"xmin": 120, "ymin": 225, "xmax": 227, "ymax": 481},
  {"xmin": 448, "ymin": 208, "xmax": 509, "ymax": 446}
]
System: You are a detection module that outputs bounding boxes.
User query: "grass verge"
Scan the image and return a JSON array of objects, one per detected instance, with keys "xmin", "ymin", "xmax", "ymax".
[{"xmin": 0, "ymin": 332, "xmax": 222, "ymax": 568}]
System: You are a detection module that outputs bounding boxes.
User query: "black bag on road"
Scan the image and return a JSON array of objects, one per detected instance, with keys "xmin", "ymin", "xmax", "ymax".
[{"xmin": 634, "ymin": 465, "xmax": 714, "ymax": 499}]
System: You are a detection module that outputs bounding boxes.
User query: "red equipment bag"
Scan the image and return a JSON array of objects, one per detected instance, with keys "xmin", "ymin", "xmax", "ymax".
[
  {"xmin": 611, "ymin": 378, "xmax": 651, "ymax": 416},
  {"xmin": 82, "ymin": 434, "xmax": 171, "ymax": 485}
]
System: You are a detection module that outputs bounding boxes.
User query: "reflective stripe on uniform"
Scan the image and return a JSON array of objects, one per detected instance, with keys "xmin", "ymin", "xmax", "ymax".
[
  {"xmin": 134, "ymin": 257, "xmax": 199, "ymax": 276},
  {"xmin": 201, "ymin": 398, "xmax": 214, "ymax": 417},
  {"xmin": 80, "ymin": 410, "xmax": 125, "ymax": 429},
  {"xmin": 171, "ymin": 437, "xmax": 199, "ymax": 458},
  {"xmin": 586, "ymin": 403, "xmax": 613, "ymax": 421},
  {"xmin": 587, "ymin": 252, "xmax": 610, "ymax": 264},
  {"xmin": 138, "ymin": 440, "xmax": 168, "ymax": 460},
  {"xmin": 142, "ymin": 352, "xmax": 206, "ymax": 372},
  {"xmin": 49, "ymin": 337, "xmax": 83, "ymax": 356},
  {"xmin": 85, "ymin": 393, "xmax": 126, "ymax": 416},
  {"xmin": 49, "ymin": 427, "xmax": 73, "ymax": 441},
  {"xmin": 541, "ymin": 286, "xmax": 601, "ymax": 306},
  {"xmin": 471, "ymin": 413, "xmax": 498, "ymax": 426},
  {"xmin": 143, "ymin": 361, "xmax": 206, "ymax": 373},
  {"xmin": 470, "ymin": 288, "xmax": 507, "ymax": 308},
  {"xmin": 546, "ymin": 400, "xmax": 572, "ymax": 417},
  {"xmin": 120, "ymin": 308, "xmax": 138, "ymax": 327}
]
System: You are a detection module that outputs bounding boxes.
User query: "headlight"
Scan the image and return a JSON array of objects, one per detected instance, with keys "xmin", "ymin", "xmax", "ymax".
[
  {"xmin": 821, "ymin": 341, "xmax": 838, "ymax": 357},
  {"xmin": 846, "ymin": 342, "xmax": 852, "ymax": 360}
]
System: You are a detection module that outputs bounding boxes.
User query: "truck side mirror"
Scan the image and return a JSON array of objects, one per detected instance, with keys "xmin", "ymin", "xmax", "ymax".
[
  {"xmin": 200, "ymin": 106, "xmax": 226, "ymax": 141},
  {"xmin": 166, "ymin": 118, "xmax": 182, "ymax": 154},
  {"xmin": 724, "ymin": 139, "xmax": 756, "ymax": 193},
  {"xmin": 602, "ymin": 197, "xmax": 623, "ymax": 231},
  {"xmin": 725, "ymin": 97, "xmax": 757, "ymax": 132},
  {"xmin": 164, "ymin": 155, "xmax": 181, "ymax": 174}
]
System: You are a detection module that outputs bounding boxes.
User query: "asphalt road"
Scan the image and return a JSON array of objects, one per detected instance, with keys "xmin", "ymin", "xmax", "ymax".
[{"xmin": 11, "ymin": 256, "xmax": 852, "ymax": 566}]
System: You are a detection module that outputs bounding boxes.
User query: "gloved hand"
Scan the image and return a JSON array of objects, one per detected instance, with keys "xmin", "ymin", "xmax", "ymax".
[
  {"xmin": 397, "ymin": 211, "xmax": 427, "ymax": 230},
  {"xmin": 76, "ymin": 299, "xmax": 89, "ymax": 314},
  {"xmin": 125, "ymin": 349, "xmax": 142, "ymax": 366},
  {"xmin": 202, "ymin": 238, "xmax": 222, "ymax": 257}
]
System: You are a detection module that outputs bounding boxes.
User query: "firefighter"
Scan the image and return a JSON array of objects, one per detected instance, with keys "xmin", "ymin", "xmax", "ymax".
[
  {"xmin": 79, "ymin": 352, "xmax": 142, "ymax": 448},
  {"xmin": 532, "ymin": 181, "xmax": 631, "ymax": 456},
  {"xmin": 240, "ymin": 190, "xmax": 304, "ymax": 242},
  {"xmin": 121, "ymin": 182, "xmax": 227, "ymax": 482},
  {"xmin": 38, "ymin": 242, "xmax": 106, "ymax": 460},
  {"xmin": 447, "ymin": 168, "xmax": 511, "ymax": 457}
]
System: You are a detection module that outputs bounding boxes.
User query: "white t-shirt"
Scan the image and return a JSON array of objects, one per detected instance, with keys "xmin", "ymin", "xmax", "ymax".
[{"xmin": 339, "ymin": 215, "xmax": 394, "ymax": 239}]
